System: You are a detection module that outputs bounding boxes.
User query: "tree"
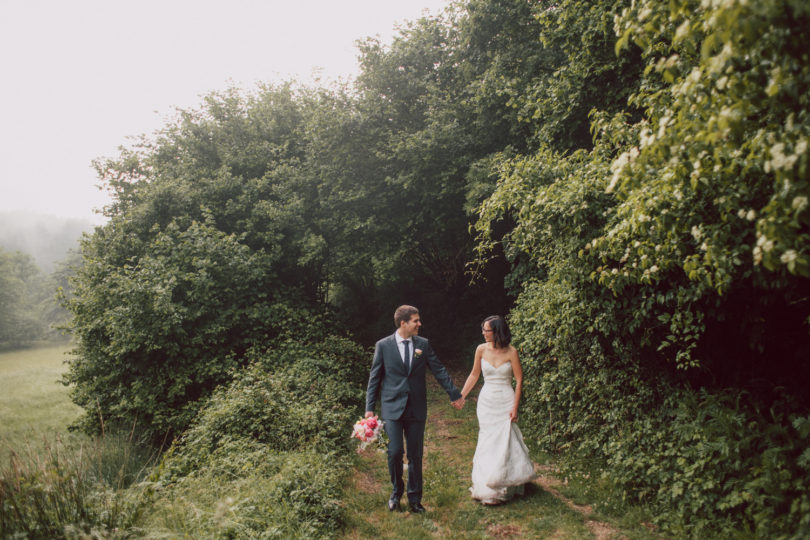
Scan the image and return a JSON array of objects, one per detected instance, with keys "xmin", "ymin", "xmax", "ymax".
[
  {"xmin": 64, "ymin": 219, "xmax": 323, "ymax": 439},
  {"xmin": 65, "ymin": 85, "xmax": 335, "ymax": 439},
  {"xmin": 0, "ymin": 249, "xmax": 48, "ymax": 346},
  {"xmin": 597, "ymin": 0, "xmax": 810, "ymax": 384},
  {"xmin": 347, "ymin": 0, "xmax": 556, "ymax": 348},
  {"xmin": 473, "ymin": 0, "xmax": 810, "ymax": 534}
]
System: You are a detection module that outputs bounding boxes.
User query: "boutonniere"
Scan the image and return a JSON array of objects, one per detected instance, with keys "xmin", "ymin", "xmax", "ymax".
[{"xmin": 414, "ymin": 349, "xmax": 423, "ymax": 358}]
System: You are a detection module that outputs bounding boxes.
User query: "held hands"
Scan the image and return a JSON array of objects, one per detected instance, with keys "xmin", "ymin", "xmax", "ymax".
[{"xmin": 451, "ymin": 396, "xmax": 465, "ymax": 410}]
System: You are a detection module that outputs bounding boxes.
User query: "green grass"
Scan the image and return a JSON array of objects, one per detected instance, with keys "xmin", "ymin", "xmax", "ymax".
[
  {"xmin": 0, "ymin": 344, "xmax": 83, "ymax": 458},
  {"xmin": 341, "ymin": 371, "xmax": 662, "ymax": 539},
  {"xmin": 0, "ymin": 345, "xmax": 165, "ymax": 539}
]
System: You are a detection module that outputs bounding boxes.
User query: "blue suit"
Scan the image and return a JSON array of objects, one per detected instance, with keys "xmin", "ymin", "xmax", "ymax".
[{"xmin": 366, "ymin": 333, "xmax": 461, "ymax": 504}]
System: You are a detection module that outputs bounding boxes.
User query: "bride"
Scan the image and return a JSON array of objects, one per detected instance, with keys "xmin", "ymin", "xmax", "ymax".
[{"xmin": 460, "ymin": 315, "xmax": 536, "ymax": 504}]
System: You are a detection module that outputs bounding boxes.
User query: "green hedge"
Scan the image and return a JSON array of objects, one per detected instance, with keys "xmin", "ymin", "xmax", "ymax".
[{"xmin": 147, "ymin": 335, "xmax": 368, "ymax": 538}]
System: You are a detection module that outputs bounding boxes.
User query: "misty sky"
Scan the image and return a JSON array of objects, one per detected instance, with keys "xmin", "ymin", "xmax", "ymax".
[{"xmin": 0, "ymin": 0, "xmax": 451, "ymax": 224}]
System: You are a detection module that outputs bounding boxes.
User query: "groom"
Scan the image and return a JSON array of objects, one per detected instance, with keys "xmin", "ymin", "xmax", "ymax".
[{"xmin": 365, "ymin": 305, "xmax": 464, "ymax": 513}]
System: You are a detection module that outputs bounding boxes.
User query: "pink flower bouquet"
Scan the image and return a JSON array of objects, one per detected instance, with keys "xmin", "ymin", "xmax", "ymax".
[{"xmin": 351, "ymin": 415, "xmax": 386, "ymax": 451}]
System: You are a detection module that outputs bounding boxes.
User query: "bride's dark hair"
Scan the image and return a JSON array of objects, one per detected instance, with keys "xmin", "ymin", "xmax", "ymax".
[{"xmin": 482, "ymin": 315, "xmax": 511, "ymax": 349}]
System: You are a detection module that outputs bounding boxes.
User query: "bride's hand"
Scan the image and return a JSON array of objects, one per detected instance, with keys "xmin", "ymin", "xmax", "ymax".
[{"xmin": 509, "ymin": 408, "xmax": 518, "ymax": 422}]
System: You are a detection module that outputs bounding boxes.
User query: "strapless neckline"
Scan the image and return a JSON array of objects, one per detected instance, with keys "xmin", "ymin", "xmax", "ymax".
[{"xmin": 484, "ymin": 361, "xmax": 510, "ymax": 369}]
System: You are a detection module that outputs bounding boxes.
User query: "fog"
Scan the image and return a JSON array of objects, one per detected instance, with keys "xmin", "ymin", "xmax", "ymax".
[
  {"xmin": 0, "ymin": 0, "xmax": 451, "ymax": 226},
  {"xmin": 0, "ymin": 211, "xmax": 93, "ymax": 272}
]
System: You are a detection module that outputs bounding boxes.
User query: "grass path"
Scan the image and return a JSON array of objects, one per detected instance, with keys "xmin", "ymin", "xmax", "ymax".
[{"xmin": 341, "ymin": 369, "xmax": 660, "ymax": 539}]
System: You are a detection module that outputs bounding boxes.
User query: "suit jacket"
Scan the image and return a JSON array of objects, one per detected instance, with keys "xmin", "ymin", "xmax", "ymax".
[{"xmin": 365, "ymin": 333, "xmax": 461, "ymax": 421}]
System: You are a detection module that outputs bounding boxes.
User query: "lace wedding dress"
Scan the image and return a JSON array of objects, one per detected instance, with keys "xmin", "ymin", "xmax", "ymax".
[{"xmin": 470, "ymin": 360, "xmax": 536, "ymax": 504}]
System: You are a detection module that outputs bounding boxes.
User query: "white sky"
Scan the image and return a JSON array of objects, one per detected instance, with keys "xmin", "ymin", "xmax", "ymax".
[{"xmin": 0, "ymin": 0, "xmax": 452, "ymax": 224}]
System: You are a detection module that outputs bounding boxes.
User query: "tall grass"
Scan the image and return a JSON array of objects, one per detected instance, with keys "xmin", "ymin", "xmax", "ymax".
[
  {"xmin": 0, "ymin": 430, "xmax": 158, "ymax": 538},
  {"xmin": 0, "ymin": 345, "xmax": 159, "ymax": 538}
]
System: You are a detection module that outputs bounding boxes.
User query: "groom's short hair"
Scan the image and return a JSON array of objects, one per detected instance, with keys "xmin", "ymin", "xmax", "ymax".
[{"xmin": 394, "ymin": 305, "xmax": 419, "ymax": 327}]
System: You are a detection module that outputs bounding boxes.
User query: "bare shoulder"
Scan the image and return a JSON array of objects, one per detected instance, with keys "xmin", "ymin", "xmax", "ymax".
[{"xmin": 508, "ymin": 345, "xmax": 520, "ymax": 359}]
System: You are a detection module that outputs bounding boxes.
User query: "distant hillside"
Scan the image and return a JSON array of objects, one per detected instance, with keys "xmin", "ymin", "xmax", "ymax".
[{"xmin": 0, "ymin": 212, "xmax": 95, "ymax": 272}]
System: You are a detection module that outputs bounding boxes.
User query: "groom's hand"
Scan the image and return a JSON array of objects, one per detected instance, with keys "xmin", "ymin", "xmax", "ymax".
[
  {"xmin": 451, "ymin": 397, "xmax": 464, "ymax": 410},
  {"xmin": 365, "ymin": 411, "xmax": 375, "ymax": 418}
]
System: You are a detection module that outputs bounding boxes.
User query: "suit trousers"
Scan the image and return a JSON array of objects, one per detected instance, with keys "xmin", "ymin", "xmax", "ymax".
[{"xmin": 384, "ymin": 400, "xmax": 425, "ymax": 504}]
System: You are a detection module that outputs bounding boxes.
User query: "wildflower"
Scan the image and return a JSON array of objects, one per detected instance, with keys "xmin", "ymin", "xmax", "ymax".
[
  {"xmin": 640, "ymin": 128, "xmax": 656, "ymax": 148},
  {"xmin": 780, "ymin": 250, "xmax": 797, "ymax": 264},
  {"xmin": 768, "ymin": 142, "xmax": 798, "ymax": 171}
]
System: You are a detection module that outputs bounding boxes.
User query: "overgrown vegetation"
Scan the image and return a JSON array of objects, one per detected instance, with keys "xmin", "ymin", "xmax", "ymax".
[
  {"xmin": 139, "ymin": 337, "xmax": 366, "ymax": 538},
  {"xmin": 2, "ymin": 0, "xmax": 808, "ymax": 537},
  {"xmin": 474, "ymin": 0, "xmax": 810, "ymax": 537},
  {"xmin": 0, "ymin": 432, "xmax": 156, "ymax": 538}
]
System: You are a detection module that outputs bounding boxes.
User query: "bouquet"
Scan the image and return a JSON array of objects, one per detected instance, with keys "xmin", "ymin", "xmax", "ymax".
[{"xmin": 351, "ymin": 414, "xmax": 387, "ymax": 452}]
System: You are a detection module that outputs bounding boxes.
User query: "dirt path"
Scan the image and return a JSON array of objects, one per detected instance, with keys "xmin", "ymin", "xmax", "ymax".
[
  {"xmin": 340, "ymin": 370, "xmax": 651, "ymax": 539},
  {"xmin": 533, "ymin": 465, "xmax": 624, "ymax": 540}
]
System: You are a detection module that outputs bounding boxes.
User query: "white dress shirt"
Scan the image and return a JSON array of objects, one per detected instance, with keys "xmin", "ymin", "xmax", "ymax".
[{"xmin": 394, "ymin": 331, "xmax": 413, "ymax": 366}]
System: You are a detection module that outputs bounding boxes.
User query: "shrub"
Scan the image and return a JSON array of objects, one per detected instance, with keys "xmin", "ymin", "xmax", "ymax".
[
  {"xmin": 64, "ymin": 217, "xmax": 334, "ymax": 443},
  {"xmin": 159, "ymin": 336, "xmax": 366, "ymax": 481},
  {"xmin": 595, "ymin": 389, "xmax": 810, "ymax": 538},
  {"xmin": 145, "ymin": 447, "xmax": 344, "ymax": 539},
  {"xmin": 143, "ymin": 335, "xmax": 367, "ymax": 538}
]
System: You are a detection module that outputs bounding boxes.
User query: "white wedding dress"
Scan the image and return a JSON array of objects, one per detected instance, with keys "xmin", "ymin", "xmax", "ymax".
[{"xmin": 470, "ymin": 360, "xmax": 536, "ymax": 504}]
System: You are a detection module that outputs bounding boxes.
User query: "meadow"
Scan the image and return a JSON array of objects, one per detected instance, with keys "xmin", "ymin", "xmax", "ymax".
[{"xmin": 0, "ymin": 344, "xmax": 83, "ymax": 459}]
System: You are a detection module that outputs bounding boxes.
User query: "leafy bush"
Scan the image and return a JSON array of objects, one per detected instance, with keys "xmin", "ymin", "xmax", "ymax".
[
  {"xmin": 64, "ymin": 218, "xmax": 330, "ymax": 442},
  {"xmin": 473, "ymin": 0, "xmax": 810, "ymax": 537},
  {"xmin": 142, "ymin": 336, "xmax": 367, "ymax": 538},
  {"xmin": 159, "ymin": 336, "xmax": 366, "ymax": 480},
  {"xmin": 589, "ymin": 389, "xmax": 810, "ymax": 538}
]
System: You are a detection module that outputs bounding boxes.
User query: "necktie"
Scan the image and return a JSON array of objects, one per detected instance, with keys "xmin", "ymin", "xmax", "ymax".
[{"xmin": 403, "ymin": 340, "xmax": 410, "ymax": 372}]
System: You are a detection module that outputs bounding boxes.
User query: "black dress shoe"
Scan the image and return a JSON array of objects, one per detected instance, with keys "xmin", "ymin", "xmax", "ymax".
[
  {"xmin": 408, "ymin": 502, "xmax": 426, "ymax": 513},
  {"xmin": 388, "ymin": 497, "xmax": 400, "ymax": 512}
]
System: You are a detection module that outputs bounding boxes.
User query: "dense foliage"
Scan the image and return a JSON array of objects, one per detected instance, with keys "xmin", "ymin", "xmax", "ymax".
[
  {"xmin": 143, "ymin": 337, "xmax": 367, "ymax": 538},
  {"xmin": 475, "ymin": 0, "xmax": 810, "ymax": 536},
  {"xmin": 50, "ymin": 0, "xmax": 810, "ymax": 537}
]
